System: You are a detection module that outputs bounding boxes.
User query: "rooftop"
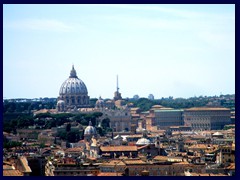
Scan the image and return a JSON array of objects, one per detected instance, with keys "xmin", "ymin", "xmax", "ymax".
[
  {"xmin": 186, "ymin": 107, "xmax": 230, "ymax": 111},
  {"xmin": 97, "ymin": 172, "xmax": 123, "ymax": 176},
  {"xmin": 100, "ymin": 146, "xmax": 138, "ymax": 152}
]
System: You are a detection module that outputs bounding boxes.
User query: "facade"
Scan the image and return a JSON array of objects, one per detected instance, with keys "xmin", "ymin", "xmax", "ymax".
[
  {"xmin": 45, "ymin": 159, "xmax": 100, "ymax": 176},
  {"xmin": 100, "ymin": 146, "xmax": 138, "ymax": 158},
  {"xmin": 217, "ymin": 144, "xmax": 235, "ymax": 164},
  {"xmin": 148, "ymin": 109, "xmax": 184, "ymax": 130},
  {"xmin": 57, "ymin": 65, "xmax": 90, "ymax": 111},
  {"xmin": 101, "ymin": 108, "xmax": 132, "ymax": 132},
  {"xmin": 184, "ymin": 107, "xmax": 231, "ymax": 130}
]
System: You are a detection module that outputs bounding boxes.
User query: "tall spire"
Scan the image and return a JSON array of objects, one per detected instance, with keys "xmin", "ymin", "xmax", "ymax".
[
  {"xmin": 117, "ymin": 75, "xmax": 119, "ymax": 92},
  {"xmin": 70, "ymin": 65, "xmax": 77, "ymax": 78}
]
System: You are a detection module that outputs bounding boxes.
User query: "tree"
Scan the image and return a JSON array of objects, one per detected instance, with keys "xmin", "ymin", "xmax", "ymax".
[
  {"xmin": 101, "ymin": 118, "xmax": 110, "ymax": 129},
  {"xmin": 96, "ymin": 127, "xmax": 105, "ymax": 136},
  {"xmin": 66, "ymin": 123, "xmax": 71, "ymax": 132}
]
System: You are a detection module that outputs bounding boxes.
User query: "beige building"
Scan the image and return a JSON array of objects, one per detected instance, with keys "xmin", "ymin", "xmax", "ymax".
[
  {"xmin": 184, "ymin": 107, "xmax": 231, "ymax": 130},
  {"xmin": 217, "ymin": 144, "xmax": 235, "ymax": 164},
  {"xmin": 102, "ymin": 108, "xmax": 132, "ymax": 132}
]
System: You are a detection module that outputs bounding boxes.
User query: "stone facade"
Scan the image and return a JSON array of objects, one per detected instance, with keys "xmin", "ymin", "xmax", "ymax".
[
  {"xmin": 184, "ymin": 107, "xmax": 231, "ymax": 130},
  {"xmin": 147, "ymin": 109, "xmax": 184, "ymax": 130}
]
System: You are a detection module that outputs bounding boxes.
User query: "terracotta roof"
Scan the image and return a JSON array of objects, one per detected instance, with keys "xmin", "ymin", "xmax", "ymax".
[
  {"xmin": 123, "ymin": 159, "xmax": 147, "ymax": 165},
  {"xmin": 97, "ymin": 172, "xmax": 122, "ymax": 176},
  {"xmin": 65, "ymin": 147, "xmax": 83, "ymax": 153},
  {"xmin": 3, "ymin": 169, "xmax": 23, "ymax": 176},
  {"xmin": 100, "ymin": 160, "xmax": 125, "ymax": 166},
  {"xmin": 100, "ymin": 146, "xmax": 138, "ymax": 152},
  {"xmin": 173, "ymin": 161, "xmax": 189, "ymax": 165},
  {"xmin": 225, "ymin": 163, "xmax": 235, "ymax": 170},
  {"xmin": 190, "ymin": 173, "xmax": 227, "ymax": 176},
  {"xmin": 153, "ymin": 156, "xmax": 168, "ymax": 161}
]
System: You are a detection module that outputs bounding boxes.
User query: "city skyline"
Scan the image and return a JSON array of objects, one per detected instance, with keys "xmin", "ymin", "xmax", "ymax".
[{"xmin": 3, "ymin": 4, "xmax": 235, "ymax": 99}]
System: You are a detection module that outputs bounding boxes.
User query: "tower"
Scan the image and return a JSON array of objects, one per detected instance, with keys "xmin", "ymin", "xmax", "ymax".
[{"xmin": 113, "ymin": 75, "xmax": 122, "ymax": 101}]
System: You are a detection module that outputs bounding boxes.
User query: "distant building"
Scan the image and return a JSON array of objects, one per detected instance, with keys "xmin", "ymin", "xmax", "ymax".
[
  {"xmin": 57, "ymin": 65, "xmax": 90, "ymax": 112},
  {"xmin": 184, "ymin": 107, "xmax": 231, "ymax": 130},
  {"xmin": 133, "ymin": 95, "xmax": 139, "ymax": 100},
  {"xmin": 103, "ymin": 108, "xmax": 132, "ymax": 132},
  {"xmin": 148, "ymin": 94, "xmax": 154, "ymax": 100},
  {"xmin": 95, "ymin": 96, "xmax": 105, "ymax": 109},
  {"xmin": 147, "ymin": 109, "xmax": 184, "ymax": 130}
]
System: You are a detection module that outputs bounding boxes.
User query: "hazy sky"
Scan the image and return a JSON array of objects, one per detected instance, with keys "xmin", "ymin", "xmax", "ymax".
[{"xmin": 3, "ymin": 4, "xmax": 235, "ymax": 99}]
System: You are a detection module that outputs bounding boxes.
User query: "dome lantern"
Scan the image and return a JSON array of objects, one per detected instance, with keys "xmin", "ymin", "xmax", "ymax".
[{"xmin": 69, "ymin": 65, "xmax": 77, "ymax": 78}]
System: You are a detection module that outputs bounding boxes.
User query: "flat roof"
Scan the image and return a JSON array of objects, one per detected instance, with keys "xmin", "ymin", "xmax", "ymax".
[
  {"xmin": 154, "ymin": 109, "xmax": 183, "ymax": 112},
  {"xmin": 185, "ymin": 107, "xmax": 230, "ymax": 111}
]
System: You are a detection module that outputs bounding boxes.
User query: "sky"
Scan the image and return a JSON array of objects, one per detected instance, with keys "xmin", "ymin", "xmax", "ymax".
[{"xmin": 3, "ymin": 4, "xmax": 235, "ymax": 99}]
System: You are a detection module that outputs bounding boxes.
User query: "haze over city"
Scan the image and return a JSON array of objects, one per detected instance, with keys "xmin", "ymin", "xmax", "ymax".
[{"xmin": 3, "ymin": 4, "xmax": 235, "ymax": 99}]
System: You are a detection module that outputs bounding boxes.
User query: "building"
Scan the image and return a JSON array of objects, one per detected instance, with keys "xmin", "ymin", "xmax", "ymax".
[
  {"xmin": 101, "ymin": 108, "xmax": 132, "ymax": 132},
  {"xmin": 184, "ymin": 107, "xmax": 231, "ymax": 130},
  {"xmin": 100, "ymin": 146, "xmax": 138, "ymax": 159},
  {"xmin": 99, "ymin": 160, "xmax": 126, "ymax": 174},
  {"xmin": 217, "ymin": 144, "xmax": 235, "ymax": 164},
  {"xmin": 57, "ymin": 65, "xmax": 90, "ymax": 111},
  {"xmin": 148, "ymin": 109, "xmax": 184, "ymax": 130},
  {"xmin": 45, "ymin": 158, "xmax": 100, "ymax": 176}
]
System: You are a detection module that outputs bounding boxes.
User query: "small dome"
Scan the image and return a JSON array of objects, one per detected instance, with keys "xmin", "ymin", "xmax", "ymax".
[
  {"xmin": 84, "ymin": 121, "xmax": 97, "ymax": 136},
  {"xmin": 136, "ymin": 138, "xmax": 151, "ymax": 146},
  {"xmin": 136, "ymin": 127, "xmax": 146, "ymax": 133},
  {"xmin": 57, "ymin": 100, "xmax": 65, "ymax": 105},
  {"xmin": 213, "ymin": 132, "xmax": 223, "ymax": 136},
  {"xmin": 96, "ymin": 96, "xmax": 105, "ymax": 106}
]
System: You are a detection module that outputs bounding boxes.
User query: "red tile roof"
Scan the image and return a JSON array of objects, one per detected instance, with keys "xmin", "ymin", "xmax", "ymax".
[{"xmin": 100, "ymin": 146, "xmax": 137, "ymax": 152}]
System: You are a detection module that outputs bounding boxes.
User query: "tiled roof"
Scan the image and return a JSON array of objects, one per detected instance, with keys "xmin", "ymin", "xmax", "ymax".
[
  {"xmin": 172, "ymin": 161, "xmax": 189, "ymax": 165},
  {"xmin": 97, "ymin": 172, "xmax": 122, "ymax": 176},
  {"xmin": 153, "ymin": 156, "xmax": 168, "ymax": 161},
  {"xmin": 3, "ymin": 169, "xmax": 23, "ymax": 176},
  {"xmin": 225, "ymin": 163, "xmax": 235, "ymax": 170},
  {"xmin": 65, "ymin": 147, "xmax": 83, "ymax": 153},
  {"xmin": 100, "ymin": 160, "xmax": 125, "ymax": 166},
  {"xmin": 100, "ymin": 146, "xmax": 138, "ymax": 152},
  {"xmin": 190, "ymin": 173, "xmax": 227, "ymax": 176},
  {"xmin": 123, "ymin": 159, "xmax": 147, "ymax": 165}
]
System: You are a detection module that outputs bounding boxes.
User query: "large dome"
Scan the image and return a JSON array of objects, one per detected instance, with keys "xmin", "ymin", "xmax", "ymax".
[
  {"xmin": 57, "ymin": 65, "xmax": 90, "ymax": 111},
  {"xmin": 59, "ymin": 66, "xmax": 88, "ymax": 95}
]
